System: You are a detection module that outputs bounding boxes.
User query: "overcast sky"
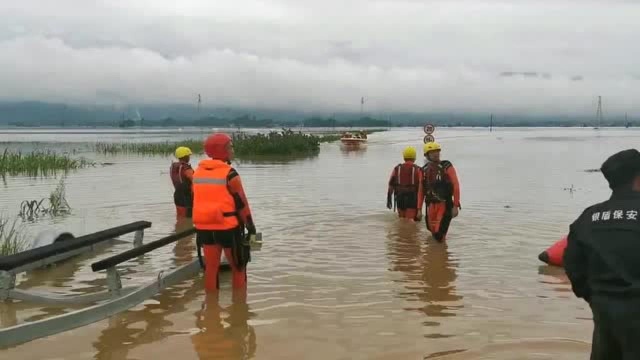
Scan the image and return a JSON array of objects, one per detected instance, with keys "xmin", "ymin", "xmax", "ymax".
[{"xmin": 1, "ymin": 0, "xmax": 639, "ymax": 115}]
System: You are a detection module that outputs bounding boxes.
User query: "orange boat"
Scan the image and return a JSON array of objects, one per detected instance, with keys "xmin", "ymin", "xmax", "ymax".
[
  {"xmin": 340, "ymin": 131, "xmax": 368, "ymax": 147},
  {"xmin": 538, "ymin": 235, "xmax": 568, "ymax": 267}
]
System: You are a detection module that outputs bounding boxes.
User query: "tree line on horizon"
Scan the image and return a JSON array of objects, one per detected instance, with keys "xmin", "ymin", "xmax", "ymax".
[{"xmin": 0, "ymin": 101, "xmax": 635, "ymax": 128}]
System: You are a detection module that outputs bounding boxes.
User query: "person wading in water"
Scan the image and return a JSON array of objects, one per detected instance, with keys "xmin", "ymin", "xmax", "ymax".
[
  {"xmin": 192, "ymin": 133, "xmax": 257, "ymax": 294},
  {"xmin": 422, "ymin": 142, "xmax": 461, "ymax": 242},
  {"xmin": 387, "ymin": 146, "xmax": 424, "ymax": 221},
  {"xmin": 170, "ymin": 146, "xmax": 194, "ymax": 218}
]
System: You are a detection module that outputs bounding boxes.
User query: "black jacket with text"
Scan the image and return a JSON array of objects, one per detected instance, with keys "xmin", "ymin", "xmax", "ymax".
[{"xmin": 564, "ymin": 189, "xmax": 640, "ymax": 301}]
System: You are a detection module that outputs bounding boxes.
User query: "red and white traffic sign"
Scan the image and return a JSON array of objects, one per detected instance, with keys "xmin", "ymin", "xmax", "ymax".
[
  {"xmin": 423, "ymin": 134, "xmax": 435, "ymax": 143},
  {"xmin": 423, "ymin": 123, "xmax": 435, "ymax": 135}
]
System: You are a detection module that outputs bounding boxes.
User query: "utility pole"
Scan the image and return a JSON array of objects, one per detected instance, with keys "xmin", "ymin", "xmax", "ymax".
[
  {"xmin": 595, "ymin": 95, "xmax": 603, "ymax": 129},
  {"xmin": 490, "ymin": 113, "xmax": 493, "ymax": 132}
]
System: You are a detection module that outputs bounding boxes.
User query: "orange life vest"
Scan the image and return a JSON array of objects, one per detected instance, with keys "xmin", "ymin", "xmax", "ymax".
[
  {"xmin": 170, "ymin": 161, "xmax": 193, "ymax": 207},
  {"xmin": 192, "ymin": 159, "xmax": 239, "ymax": 230},
  {"xmin": 393, "ymin": 162, "xmax": 421, "ymax": 194}
]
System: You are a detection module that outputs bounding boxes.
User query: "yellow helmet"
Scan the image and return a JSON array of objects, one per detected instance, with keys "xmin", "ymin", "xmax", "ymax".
[
  {"xmin": 423, "ymin": 142, "xmax": 441, "ymax": 154},
  {"xmin": 175, "ymin": 146, "xmax": 193, "ymax": 159},
  {"xmin": 402, "ymin": 146, "xmax": 417, "ymax": 159}
]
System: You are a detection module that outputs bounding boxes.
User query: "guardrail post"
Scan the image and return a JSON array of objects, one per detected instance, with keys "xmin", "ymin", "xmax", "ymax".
[
  {"xmin": 0, "ymin": 271, "xmax": 16, "ymax": 301},
  {"xmin": 106, "ymin": 267, "xmax": 122, "ymax": 296},
  {"xmin": 133, "ymin": 229, "xmax": 144, "ymax": 248}
]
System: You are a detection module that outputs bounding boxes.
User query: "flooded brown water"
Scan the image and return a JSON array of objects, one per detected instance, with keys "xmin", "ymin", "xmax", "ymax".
[{"xmin": 1, "ymin": 127, "xmax": 637, "ymax": 359}]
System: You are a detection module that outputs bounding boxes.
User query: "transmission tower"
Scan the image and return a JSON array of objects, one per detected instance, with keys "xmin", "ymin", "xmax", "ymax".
[{"xmin": 595, "ymin": 96, "xmax": 603, "ymax": 129}]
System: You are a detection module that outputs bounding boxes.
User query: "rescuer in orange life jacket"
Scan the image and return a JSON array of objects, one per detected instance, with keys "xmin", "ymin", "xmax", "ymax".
[
  {"xmin": 192, "ymin": 133, "xmax": 257, "ymax": 293},
  {"xmin": 422, "ymin": 142, "xmax": 461, "ymax": 242},
  {"xmin": 387, "ymin": 146, "xmax": 424, "ymax": 221},
  {"xmin": 170, "ymin": 146, "xmax": 195, "ymax": 218}
]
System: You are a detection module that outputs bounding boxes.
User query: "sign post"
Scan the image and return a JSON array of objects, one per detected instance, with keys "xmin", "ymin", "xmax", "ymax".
[{"xmin": 423, "ymin": 123, "xmax": 436, "ymax": 143}]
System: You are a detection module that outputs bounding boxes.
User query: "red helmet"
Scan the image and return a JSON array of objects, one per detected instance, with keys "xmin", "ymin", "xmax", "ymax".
[{"xmin": 204, "ymin": 133, "xmax": 232, "ymax": 160}]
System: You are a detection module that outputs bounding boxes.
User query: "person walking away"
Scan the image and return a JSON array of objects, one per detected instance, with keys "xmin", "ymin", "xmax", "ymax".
[
  {"xmin": 170, "ymin": 146, "xmax": 194, "ymax": 218},
  {"xmin": 192, "ymin": 133, "xmax": 257, "ymax": 293},
  {"xmin": 422, "ymin": 142, "xmax": 461, "ymax": 242},
  {"xmin": 564, "ymin": 149, "xmax": 640, "ymax": 359},
  {"xmin": 387, "ymin": 146, "xmax": 424, "ymax": 221}
]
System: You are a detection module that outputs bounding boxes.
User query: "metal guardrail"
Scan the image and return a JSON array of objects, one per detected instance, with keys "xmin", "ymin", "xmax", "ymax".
[
  {"xmin": 0, "ymin": 221, "xmax": 151, "ymax": 273},
  {"xmin": 0, "ymin": 221, "xmax": 152, "ymax": 305},
  {"xmin": 0, "ymin": 226, "xmax": 230, "ymax": 348},
  {"xmin": 91, "ymin": 227, "xmax": 197, "ymax": 272},
  {"xmin": 0, "ymin": 259, "xmax": 202, "ymax": 348},
  {"xmin": 90, "ymin": 227, "xmax": 208, "ymax": 299}
]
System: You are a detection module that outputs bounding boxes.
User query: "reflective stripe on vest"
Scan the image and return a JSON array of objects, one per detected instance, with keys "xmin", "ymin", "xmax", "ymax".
[
  {"xmin": 193, "ymin": 177, "xmax": 226, "ymax": 185},
  {"xmin": 395, "ymin": 163, "xmax": 419, "ymax": 192},
  {"xmin": 192, "ymin": 160, "xmax": 239, "ymax": 230}
]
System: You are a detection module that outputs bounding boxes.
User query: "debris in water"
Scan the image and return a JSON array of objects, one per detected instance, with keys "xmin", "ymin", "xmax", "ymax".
[{"xmin": 563, "ymin": 184, "xmax": 577, "ymax": 194}]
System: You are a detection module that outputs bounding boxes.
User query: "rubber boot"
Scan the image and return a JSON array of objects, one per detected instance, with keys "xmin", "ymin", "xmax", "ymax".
[
  {"xmin": 224, "ymin": 248, "xmax": 247, "ymax": 289},
  {"xmin": 203, "ymin": 244, "xmax": 223, "ymax": 292}
]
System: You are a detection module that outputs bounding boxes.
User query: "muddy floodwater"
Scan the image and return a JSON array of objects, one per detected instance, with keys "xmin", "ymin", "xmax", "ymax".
[{"xmin": 1, "ymin": 127, "xmax": 637, "ymax": 359}]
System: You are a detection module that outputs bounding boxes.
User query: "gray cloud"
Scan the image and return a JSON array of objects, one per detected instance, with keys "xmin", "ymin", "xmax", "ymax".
[{"xmin": 0, "ymin": 0, "xmax": 639, "ymax": 115}]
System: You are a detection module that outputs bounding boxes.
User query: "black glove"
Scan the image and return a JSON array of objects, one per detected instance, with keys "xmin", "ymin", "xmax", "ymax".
[
  {"xmin": 387, "ymin": 192, "xmax": 393, "ymax": 209},
  {"xmin": 243, "ymin": 215, "xmax": 256, "ymax": 235},
  {"xmin": 246, "ymin": 223, "xmax": 256, "ymax": 235}
]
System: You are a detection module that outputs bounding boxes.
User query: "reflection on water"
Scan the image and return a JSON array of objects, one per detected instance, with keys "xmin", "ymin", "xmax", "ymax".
[
  {"xmin": 537, "ymin": 265, "xmax": 573, "ymax": 297},
  {"xmin": 339, "ymin": 145, "xmax": 368, "ymax": 156},
  {"xmin": 93, "ymin": 280, "xmax": 201, "ymax": 360},
  {"xmin": 174, "ymin": 217, "xmax": 196, "ymax": 265},
  {"xmin": 386, "ymin": 222, "xmax": 463, "ymax": 332},
  {"xmin": 191, "ymin": 293, "xmax": 257, "ymax": 360}
]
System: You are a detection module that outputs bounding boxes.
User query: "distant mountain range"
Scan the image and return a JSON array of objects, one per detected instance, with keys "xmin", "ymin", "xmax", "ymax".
[{"xmin": 0, "ymin": 101, "xmax": 634, "ymax": 128}]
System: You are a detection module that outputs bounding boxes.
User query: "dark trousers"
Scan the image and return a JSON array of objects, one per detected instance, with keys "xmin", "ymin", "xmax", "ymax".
[{"xmin": 589, "ymin": 296, "xmax": 640, "ymax": 360}]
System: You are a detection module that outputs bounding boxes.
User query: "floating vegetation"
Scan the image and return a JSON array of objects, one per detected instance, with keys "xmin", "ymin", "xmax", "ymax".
[
  {"xmin": 0, "ymin": 148, "xmax": 94, "ymax": 177},
  {"xmin": 0, "ymin": 215, "xmax": 29, "ymax": 256},
  {"xmin": 49, "ymin": 177, "xmax": 72, "ymax": 215},
  {"xmin": 19, "ymin": 177, "xmax": 72, "ymax": 221},
  {"xmin": 95, "ymin": 129, "xmax": 338, "ymax": 158},
  {"xmin": 317, "ymin": 134, "xmax": 342, "ymax": 143},
  {"xmin": 93, "ymin": 129, "xmax": 386, "ymax": 158}
]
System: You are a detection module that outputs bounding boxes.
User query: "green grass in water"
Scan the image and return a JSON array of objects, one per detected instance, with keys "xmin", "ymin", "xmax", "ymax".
[
  {"xmin": 0, "ymin": 148, "xmax": 94, "ymax": 177},
  {"xmin": 95, "ymin": 129, "xmax": 344, "ymax": 158},
  {"xmin": 0, "ymin": 215, "xmax": 29, "ymax": 256}
]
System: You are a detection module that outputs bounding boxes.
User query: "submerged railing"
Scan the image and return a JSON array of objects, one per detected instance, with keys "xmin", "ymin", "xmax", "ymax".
[
  {"xmin": 0, "ymin": 223, "xmax": 212, "ymax": 348},
  {"xmin": 0, "ymin": 222, "xmax": 259, "ymax": 348},
  {"xmin": 0, "ymin": 221, "xmax": 151, "ymax": 305}
]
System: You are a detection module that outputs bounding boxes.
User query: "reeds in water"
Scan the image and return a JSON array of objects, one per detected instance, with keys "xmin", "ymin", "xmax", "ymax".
[
  {"xmin": 95, "ymin": 129, "xmax": 338, "ymax": 158},
  {"xmin": 0, "ymin": 215, "xmax": 29, "ymax": 256},
  {"xmin": 0, "ymin": 148, "xmax": 94, "ymax": 177}
]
